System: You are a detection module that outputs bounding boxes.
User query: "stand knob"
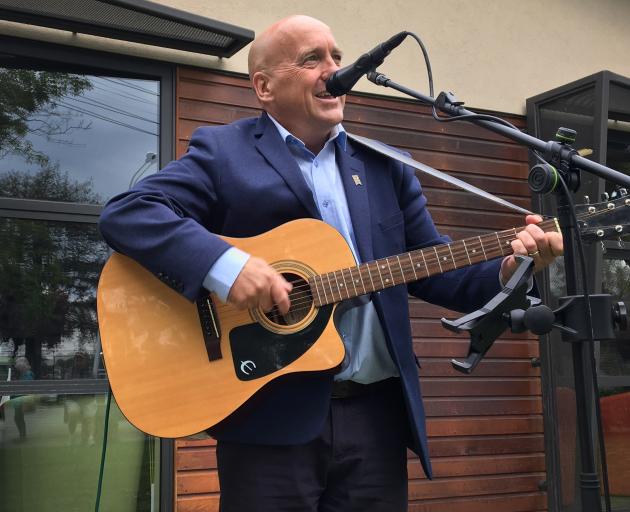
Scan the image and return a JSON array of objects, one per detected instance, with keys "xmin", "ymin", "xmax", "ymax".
[
  {"xmin": 510, "ymin": 305, "xmax": 556, "ymax": 335},
  {"xmin": 555, "ymin": 127, "xmax": 577, "ymax": 144},
  {"xmin": 613, "ymin": 301, "xmax": 628, "ymax": 331}
]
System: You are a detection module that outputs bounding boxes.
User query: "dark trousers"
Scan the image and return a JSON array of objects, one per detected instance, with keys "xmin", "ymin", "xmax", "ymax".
[{"xmin": 217, "ymin": 379, "xmax": 409, "ymax": 512}]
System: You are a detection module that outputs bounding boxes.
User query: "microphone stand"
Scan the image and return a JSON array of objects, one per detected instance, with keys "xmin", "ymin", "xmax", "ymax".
[{"xmin": 367, "ymin": 71, "xmax": 630, "ymax": 512}]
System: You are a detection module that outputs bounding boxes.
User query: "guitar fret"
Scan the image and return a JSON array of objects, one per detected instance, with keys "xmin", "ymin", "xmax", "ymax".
[
  {"xmin": 315, "ymin": 276, "xmax": 325, "ymax": 305},
  {"xmin": 478, "ymin": 236, "xmax": 488, "ymax": 260},
  {"xmin": 357, "ymin": 266, "xmax": 367, "ymax": 294},
  {"xmin": 340, "ymin": 270, "xmax": 349, "ymax": 298},
  {"xmin": 385, "ymin": 258, "xmax": 395, "ymax": 285},
  {"xmin": 408, "ymin": 253, "xmax": 418, "ymax": 280},
  {"xmin": 396, "ymin": 255, "xmax": 405, "ymax": 282},
  {"xmin": 462, "ymin": 239, "xmax": 472, "ymax": 265},
  {"xmin": 447, "ymin": 244, "xmax": 456, "ymax": 269},
  {"xmin": 375, "ymin": 261, "xmax": 385, "ymax": 288},
  {"xmin": 332, "ymin": 270, "xmax": 344, "ymax": 299},
  {"xmin": 495, "ymin": 232, "xmax": 505, "ymax": 256},
  {"xmin": 433, "ymin": 246, "xmax": 443, "ymax": 273},
  {"xmin": 313, "ymin": 277, "xmax": 323, "ymax": 306},
  {"xmin": 326, "ymin": 273, "xmax": 337, "ymax": 302},
  {"xmin": 421, "ymin": 250, "xmax": 429, "ymax": 275},
  {"xmin": 340, "ymin": 270, "xmax": 350, "ymax": 299},
  {"xmin": 345, "ymin": 268, "xmax": 358, "ymax": 297},
  {"xmin": 365, "ymin": 263, "xmax": 376, "ymax": 292}
]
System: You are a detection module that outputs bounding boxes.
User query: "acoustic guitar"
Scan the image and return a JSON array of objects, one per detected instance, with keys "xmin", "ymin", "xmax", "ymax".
[{"xmin": 96, "ymin": 194, "xmax": 628, "ymax": 437}]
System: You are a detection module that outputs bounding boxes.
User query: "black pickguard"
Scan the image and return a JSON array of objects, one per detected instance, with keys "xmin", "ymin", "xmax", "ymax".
[{"xmin": 230, "ymin": 305, "xmax": 334, "ymax": 381}]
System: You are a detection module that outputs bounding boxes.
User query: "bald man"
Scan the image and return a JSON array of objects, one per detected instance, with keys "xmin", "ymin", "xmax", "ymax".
[{"xmin": 99, "ymin": 15, "xmax": 562, "ymax": 511}]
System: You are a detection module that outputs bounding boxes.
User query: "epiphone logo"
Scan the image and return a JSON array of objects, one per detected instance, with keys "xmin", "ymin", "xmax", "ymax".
[{"xmin": 240, "ymin": 360, "xmax": 256, "ymax": 375}]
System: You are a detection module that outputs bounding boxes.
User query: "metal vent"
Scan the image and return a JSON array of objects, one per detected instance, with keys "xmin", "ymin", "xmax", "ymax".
[{"xmin": 0, "ymin": 0, "xmax": 254, "ymax": 57}]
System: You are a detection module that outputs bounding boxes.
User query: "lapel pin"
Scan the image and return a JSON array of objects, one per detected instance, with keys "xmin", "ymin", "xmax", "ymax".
[{"xmin": 352, "ymin": 174, "xmax": 362, "ymax": 186}]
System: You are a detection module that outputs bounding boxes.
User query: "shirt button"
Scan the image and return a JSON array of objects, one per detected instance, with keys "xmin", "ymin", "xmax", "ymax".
[
  {"xmin": 313, "ymin": 160, "xmax": 319, "ymax": 167},
  {"xmin": 322, "ymin": 200, "xmax": 330, "ymax": 208}
]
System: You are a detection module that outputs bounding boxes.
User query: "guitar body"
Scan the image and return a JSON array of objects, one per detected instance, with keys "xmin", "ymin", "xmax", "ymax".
[{"xmin": 97, "ymin": 219, "xmax": 353, "ymax": 438}]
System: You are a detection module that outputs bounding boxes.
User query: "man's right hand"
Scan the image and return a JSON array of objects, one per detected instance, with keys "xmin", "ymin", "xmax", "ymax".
[{"xmin": 227, "ymin": 257, "xmax": 292, "ymax": 314}]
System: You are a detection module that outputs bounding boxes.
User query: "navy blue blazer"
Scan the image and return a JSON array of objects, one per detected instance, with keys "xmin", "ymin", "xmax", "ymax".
[{"xmin": 99, "ymin": 113, "xmax": 503, "ymax": 478}]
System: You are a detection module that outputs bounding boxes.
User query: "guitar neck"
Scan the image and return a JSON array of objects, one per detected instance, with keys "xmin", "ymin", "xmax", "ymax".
[{"xmin": 309, "ymin": 218, "xmax": 560, "ymax": 307}]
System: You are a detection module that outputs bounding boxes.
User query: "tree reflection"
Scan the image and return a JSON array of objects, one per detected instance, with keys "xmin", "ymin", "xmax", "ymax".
[
  {"xmin": 0, "ymin": 166, "xmax": 109, "ymax": 379},
  {"xmin": 0, "ymin": 69, "xmax": 92, "ymax": 166}
]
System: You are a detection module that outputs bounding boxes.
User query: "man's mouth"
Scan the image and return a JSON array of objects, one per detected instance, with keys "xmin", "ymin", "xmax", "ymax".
[{"xmin": 315, "ymin": 91, "xmax": 335, "ymax": 99}]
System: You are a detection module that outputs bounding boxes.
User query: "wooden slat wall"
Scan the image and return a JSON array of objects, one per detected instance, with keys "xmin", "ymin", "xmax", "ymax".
[{"xmin": 173, "ymin": 68, "xmax": 546, "ymax": 512}]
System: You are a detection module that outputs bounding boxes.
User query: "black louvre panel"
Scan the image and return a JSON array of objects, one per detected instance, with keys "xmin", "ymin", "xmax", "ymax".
[{"xmin": 0, "ymin": 0, "xmax": 254, "ymax": 57}]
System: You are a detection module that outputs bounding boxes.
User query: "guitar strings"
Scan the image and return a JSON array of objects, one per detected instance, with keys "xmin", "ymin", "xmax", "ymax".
[
  {"xmin": 264, "ymin": 206, "xmax": 626, "ymax": 317},
  {"xmin": 274, "ymin": 223, "xmax": 549, "ymax": 312}
]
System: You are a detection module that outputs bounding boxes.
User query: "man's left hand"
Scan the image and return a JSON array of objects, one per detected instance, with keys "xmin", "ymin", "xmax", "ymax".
[{"xmin": 500, "ymin": 214, "xmax": 564, "ymax": 283}]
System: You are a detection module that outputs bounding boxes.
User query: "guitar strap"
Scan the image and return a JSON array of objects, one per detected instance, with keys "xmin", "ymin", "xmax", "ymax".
[{"xmin": 346, "ymin": 132, "xmax": 533, "ymax": 216}]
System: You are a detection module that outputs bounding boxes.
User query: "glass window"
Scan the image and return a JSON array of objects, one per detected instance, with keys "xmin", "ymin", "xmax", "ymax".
[
  {"xmin": 0, "ymin": 218, "xmax": 109, "ymax": 381},
  {"xmin": 0, "ymin": 394, "xmax": 159, "ymax": 511},
  {"xmin": 0, "ymin": 69, "xmax": 159, "ymax": 203},
  {"xmin": 0, "ymin": 52, "xmax": 168, "ymax": 512}
]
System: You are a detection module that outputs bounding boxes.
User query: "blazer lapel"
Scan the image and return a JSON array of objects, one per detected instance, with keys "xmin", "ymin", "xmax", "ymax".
[
  {"xmin": 253, "ymin": 115, "xmax": 320, "ymax": 219},
  {"xmin": 337, "ymin": 141, "xmax": 374, "ymax": 263}
]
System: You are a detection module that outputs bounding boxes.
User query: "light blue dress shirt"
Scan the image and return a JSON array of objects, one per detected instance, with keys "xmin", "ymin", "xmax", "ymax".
[{"xmin": 203, "ymin": 116, "xmax": 398, "ymax": 384}]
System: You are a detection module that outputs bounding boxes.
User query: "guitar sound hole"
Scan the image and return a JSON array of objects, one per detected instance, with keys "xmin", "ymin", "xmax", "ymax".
[{"xmin": 264, "ymin": 272, "xmax": 313, "ymax": 326}]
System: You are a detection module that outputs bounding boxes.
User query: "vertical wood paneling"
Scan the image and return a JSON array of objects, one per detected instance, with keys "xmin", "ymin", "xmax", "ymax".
[{"xmin": 173, "ymin": 67, "xmax": 546, "ymax": 512}]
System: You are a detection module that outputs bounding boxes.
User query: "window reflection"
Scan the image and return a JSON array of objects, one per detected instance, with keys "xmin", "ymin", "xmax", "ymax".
[
  {"xmin": 0, "ymin": 394, "xmax": 159, "ymax": 511},
  {"xmin": 0, "ymin": 69, "xmax": 159, "ymax": 203},
  {"xmin": 0, "ymin": 218, "xmax": 110, "ymax": 380},
  {"xmin": 600, "ymin": 386, "xmax": 630, "ymax": 510},
  {"xmin": 600, "ymin": 258, "xmax": 630, "ymax": 376}
]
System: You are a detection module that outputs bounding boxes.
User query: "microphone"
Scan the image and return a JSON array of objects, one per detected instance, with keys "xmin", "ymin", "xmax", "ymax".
[{"xmin": 326, "ymin": 31, "xmax": 407, "ymax": 97}]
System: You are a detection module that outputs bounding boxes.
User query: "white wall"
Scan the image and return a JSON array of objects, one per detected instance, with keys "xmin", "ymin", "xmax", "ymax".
[{"xmin": 2, "ymin": 0, "xmax": 630, "ymax": 114}]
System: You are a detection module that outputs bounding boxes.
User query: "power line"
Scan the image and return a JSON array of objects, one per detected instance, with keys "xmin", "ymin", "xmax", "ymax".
[
  {"xmin": 64, "ymin": 96, "xmax": 158, "ymax": 125},
  {"xmin": 89, "ymin": 82, "xmax": 157, "ymax": 106},
  {"xmin": 99, "ymin": 77, "xmax": 159, "ymax": 96},
  {"xmin": 55, "ymin": 101, "xmax": 158, "ymax": 137}
]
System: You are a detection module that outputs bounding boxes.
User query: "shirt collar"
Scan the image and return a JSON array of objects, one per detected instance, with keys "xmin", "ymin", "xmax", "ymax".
[{"xmin": 267, "ymin": 113, "xmax": 347, "ymax": 153}]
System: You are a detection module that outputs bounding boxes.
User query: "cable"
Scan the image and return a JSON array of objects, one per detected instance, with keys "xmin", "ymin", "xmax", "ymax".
[
  {"xmin": 539, "ymin": 156, "xmax": 611, "ymax": 512},
  {"xmin": 403, "ymin": 31, "xmax": 522, "ymax": 133},
  {"xmin": 94, "ymin": 387, "xmax": 113, "ymax": 512}
]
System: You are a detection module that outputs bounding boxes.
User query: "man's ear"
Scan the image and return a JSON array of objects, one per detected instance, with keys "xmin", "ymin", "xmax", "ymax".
[{"xmin": 252, "ymin": 71, "xmax": 273, "ymax": 105}]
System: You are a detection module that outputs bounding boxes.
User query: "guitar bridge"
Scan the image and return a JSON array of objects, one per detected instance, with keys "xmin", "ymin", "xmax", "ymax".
[{"xmin": 196, "ymin": 294, "xmax": 222, "ymax": 361}]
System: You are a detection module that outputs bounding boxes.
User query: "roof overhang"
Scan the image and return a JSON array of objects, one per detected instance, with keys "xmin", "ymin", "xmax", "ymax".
[{"xmin": 0, "ymin": 0, "xmax": 254, "ymax": 58}]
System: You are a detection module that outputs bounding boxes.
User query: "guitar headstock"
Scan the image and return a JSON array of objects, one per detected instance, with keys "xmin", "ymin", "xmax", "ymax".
[{"xmin": 576, "ymin": 190, "xmax": 630, "ymax": 242}]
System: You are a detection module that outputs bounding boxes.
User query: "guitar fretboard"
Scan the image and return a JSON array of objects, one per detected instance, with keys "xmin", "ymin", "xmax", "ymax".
[{"xmin": 308, "ymin": 218, "xmax": 559, "ymax": 307}]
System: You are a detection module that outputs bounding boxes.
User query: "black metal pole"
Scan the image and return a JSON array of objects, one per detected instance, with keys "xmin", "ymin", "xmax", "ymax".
[{"xmin": 556, "ymin": 194, "xmax": 602, "ymax": 512}]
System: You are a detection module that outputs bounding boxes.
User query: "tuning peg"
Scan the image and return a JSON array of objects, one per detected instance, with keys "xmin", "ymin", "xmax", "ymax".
[
  {"xmin": 620, "ymin": 188, "xmax": 628, "ymax": 196},
  {"xmin": 618, "ymin": 238, "xmax": 625, "ymax": 249},
  {"xmin": 601, "ymin": 192, "xmax": 610, "ymax": 201},
  {"xmin": 583, "ymin": 195, "xmax": 590, "ymax": 204}
]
